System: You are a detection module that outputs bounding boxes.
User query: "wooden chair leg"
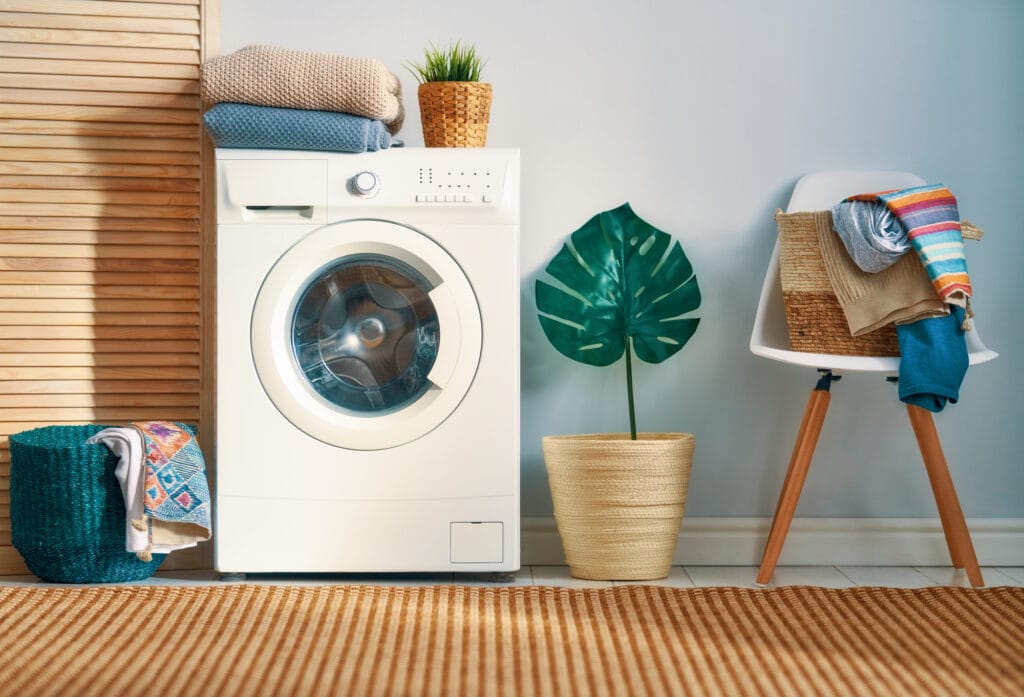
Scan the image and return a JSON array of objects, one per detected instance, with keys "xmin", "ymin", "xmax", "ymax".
[
  {"xmin": 763, "ymin": 390, "xmax": 817, "ymax": 547},
  {"xmin": 906, "ymin": 404, "xmax": 984, "ymax": 588},
  {"xmin": 757, "ymin": 387, "xmax": 832, "ymax": 585}
]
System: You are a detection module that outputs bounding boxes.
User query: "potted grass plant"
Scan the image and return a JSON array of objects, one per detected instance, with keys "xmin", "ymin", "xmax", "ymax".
[
  {"xmin": 406, "ymin": 41, "xmax": 491, "ymax": 147},
  {"xmin": 535, "ymin": 203, "xmax": 702, "ymax": 580}
]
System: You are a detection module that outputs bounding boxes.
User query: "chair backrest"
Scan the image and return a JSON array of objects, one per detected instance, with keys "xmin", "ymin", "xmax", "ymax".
[{"xmin": 749, "ymin": 170, "xmax": 997, "ymax": 372}]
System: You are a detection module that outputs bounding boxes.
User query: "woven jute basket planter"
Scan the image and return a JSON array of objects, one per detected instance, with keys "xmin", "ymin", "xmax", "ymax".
[
  {"xmin": 775, "ymin": 210, "xmax": 983, "ymax": 357},
  {"xmin": 418, "ymin": 81, "xmax": 492, "ymax": 147},
  {"xmin": 542, "ymin": 433, "xmax": 695, "ymax": 581}
]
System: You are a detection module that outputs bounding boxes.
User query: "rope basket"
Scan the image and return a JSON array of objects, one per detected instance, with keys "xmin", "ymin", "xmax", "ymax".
[
  {"xmin": 9, "ymin": 424, "xmax": 166, "ymax": 583},
  {"xmin": 542, "ymin": 433, "xmax": 694, "ymax": 581},
  {"xmin": 776, "ymin": 211, "xmax": 983, "ymax": 356},
  {"xmin": 776, "ymin": 210, "xmax": 899, "ymax": 356},
  {"xmin": 417, "ymin": 81, "xmax": 492, "ymax": 147}
]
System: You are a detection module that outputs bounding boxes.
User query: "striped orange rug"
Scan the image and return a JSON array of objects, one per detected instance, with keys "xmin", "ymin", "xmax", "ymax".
[{"xmin": 0, "ymin": 584, "xmax": 1021, "ymax": 696}]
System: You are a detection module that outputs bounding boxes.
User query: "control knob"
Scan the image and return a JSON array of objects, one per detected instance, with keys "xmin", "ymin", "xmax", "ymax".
[{"xmin": 351, "ymin": 171, "xmax": 380, "ymax": 196}]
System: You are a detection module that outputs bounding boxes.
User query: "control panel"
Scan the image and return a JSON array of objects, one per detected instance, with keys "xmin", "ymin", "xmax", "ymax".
[{"xmin": 414, "ymin": 165, "xmax": 498, "ymax": 204}]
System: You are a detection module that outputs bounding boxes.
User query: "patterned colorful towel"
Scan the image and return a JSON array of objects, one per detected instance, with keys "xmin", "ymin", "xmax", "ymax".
[
  {"xmin": 848, "ymin": 184, "xmax": 971, "ymax": 308},
  {"xmin": 133, "ymin": 421, "xmax": 211, "ymax": 561},
  {"xmin": 200, "ymin": 45, "xmax": 405, "ymax": 134},
  {"xmin": 203, "ymin": 102, "xmax": 392, "ymax": 152}
]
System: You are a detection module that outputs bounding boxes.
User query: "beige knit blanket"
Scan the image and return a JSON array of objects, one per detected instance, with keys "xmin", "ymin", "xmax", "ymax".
[
  {"xmin": 814, "ymin": 210, "xmax": 948, "ymax": 335},
  {"xmin": 200, "ymin": 45, "xmax": 404, "ymax": 134}
]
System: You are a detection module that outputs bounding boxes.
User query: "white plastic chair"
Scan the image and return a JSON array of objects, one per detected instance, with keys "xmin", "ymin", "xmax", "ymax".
[{"xmin": 750, "ymin": 170, "xmax": 998, "ymax": 587}]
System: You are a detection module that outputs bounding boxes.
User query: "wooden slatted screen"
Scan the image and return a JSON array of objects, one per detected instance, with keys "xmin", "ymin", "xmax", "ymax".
[{"xmin": 0, "ymin": 0, "xmax": 219, "ymax": 574}]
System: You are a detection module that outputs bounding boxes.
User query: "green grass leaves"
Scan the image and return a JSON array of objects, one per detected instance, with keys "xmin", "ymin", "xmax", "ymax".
[{"xmin": 406, "ymin": 41, "xmax": 485, "ymax": 83}]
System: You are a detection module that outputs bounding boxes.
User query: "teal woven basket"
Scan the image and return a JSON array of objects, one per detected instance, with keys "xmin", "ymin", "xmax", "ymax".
[{"xmin": 9, "ymin": 424, "xmax": 167, "ymax": 583}]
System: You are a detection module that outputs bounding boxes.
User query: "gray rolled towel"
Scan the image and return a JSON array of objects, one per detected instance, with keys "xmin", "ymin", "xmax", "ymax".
[
  {"xmin": 200, "ymin": 45, "xmax": 404, "ymax": 135},
  {"xmin": 830, "ymin": 200, "xmax": 910, "ymax": 273}
]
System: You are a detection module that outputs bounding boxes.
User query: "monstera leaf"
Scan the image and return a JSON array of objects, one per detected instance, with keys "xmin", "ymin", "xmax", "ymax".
[{"xmin": 536, "ymin": 203, "xmax": 701, "ymax": 367}]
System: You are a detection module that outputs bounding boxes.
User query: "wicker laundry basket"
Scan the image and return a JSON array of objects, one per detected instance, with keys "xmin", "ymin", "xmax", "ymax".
[
  {"xmin": 418, "ymin": 81, "xmax": 492, "ymax": 147},
  {"xmin": 9, "ymin": 424, "xmax": 167, "ymax": 583},
  {"xmin": 542, "ymin": 433, "xmax": 694, "ymax": 581},
  {"xmin": 775, "ymin": 209, "xmax": 899, "ymax": 356},
  {"xmin": 775, "ymin": 211, "xmax": 983, "ymax": 356}
]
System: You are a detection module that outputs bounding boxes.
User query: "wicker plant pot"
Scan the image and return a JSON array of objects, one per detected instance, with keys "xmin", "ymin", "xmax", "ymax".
[
  {"xmin": 418, "ymin": 81, "xmax": 492, "ymax": 147},
  {"xmin": 542, "ymin": 433, "xmax": 695, "ymax": 581}
]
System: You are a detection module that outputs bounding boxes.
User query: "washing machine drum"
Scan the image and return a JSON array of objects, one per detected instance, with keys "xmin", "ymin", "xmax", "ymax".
[{"xmin": 251, "ymin": 220, "xmax": 482, "ymax": 450}]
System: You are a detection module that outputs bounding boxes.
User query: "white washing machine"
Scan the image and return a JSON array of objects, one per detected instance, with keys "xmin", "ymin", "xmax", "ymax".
[{"xmin": 215, "ymin": 148, "xmax": 519, "ymax": 575}]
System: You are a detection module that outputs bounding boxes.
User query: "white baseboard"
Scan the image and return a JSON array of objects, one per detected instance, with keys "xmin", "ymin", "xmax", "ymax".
[{"xmin": 522, "ymin": 516, "xmax": 1024, "ymax": 566}]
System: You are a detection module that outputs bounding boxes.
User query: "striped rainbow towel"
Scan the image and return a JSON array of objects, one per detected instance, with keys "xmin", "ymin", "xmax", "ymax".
[{"xmin": 848, "ymin": 184, "xmax": 971, "ymax": 307}]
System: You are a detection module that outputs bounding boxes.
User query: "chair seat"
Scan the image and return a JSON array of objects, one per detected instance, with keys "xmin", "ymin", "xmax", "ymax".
[{"xmin": 749, "ymin": 170, "xmax": 998, "ymax": 372}]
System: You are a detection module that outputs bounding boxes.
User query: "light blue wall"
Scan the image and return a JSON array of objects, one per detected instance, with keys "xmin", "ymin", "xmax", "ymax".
[{"xmin": 221, "ymin": 0, "xmax": 1024, "ymax": 518}]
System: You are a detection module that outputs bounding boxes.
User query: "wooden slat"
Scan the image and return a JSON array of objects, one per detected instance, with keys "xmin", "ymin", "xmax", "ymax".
[
  {"xmin": 0, "ymin": 271, "xmax": 198, "ymax": 285},
  {"xmin": 0, "ymin": 312, "xmax": 198, "ymax": 326},
  {"xmin": 0, "ymin": 216, "xmax": 199, "ymax": 232},
  {"xmin": 0, "ymin": 231, "xmax": 199, "ymax": 250},
  {"xmin": 0, "ymin": 189, "xmax": 200, "ymax": 206},
  {"xmin": 0, "ymin": 285, "xmax": 198, "ymax": 300},
  {"xmin": 0, "ymin": 393, "xmax": 199, "ymax": 408},
  {"xmin": 0, "ymin": 174, "xmax": 199, "ymax": 192},
  {"xmin": 0, "ymin": 244, "xmax": 199, "ymax": 259},
  {"xmin": 0, "ymin": 379, "xmax": 199, "ymax": 394},
  {"xmin": 0, "ymin": 258, "xmax": 197, "ymax": 272},
  {"xmin": 0, "ymin": 27, "xmax": 200, "ymax": 51},
  {"xmin": 0, "ymin": 87, "xmax": 200, "ymax": 110},
  {"xmin": 0, "ymin": 407, "xmax": 201, "ymax": 422},
  {"xmin": 0, "ymin": 146, "xmax": 198, "ymax": 165},
  {"xmin": 0, "ymin": 104, "xmax": 199, "ymax": 125},
  {"xmin": 0, "ymin": 325, "xmax": 201, "ymax": 340},
  {"xmin": 0, "ymin": 160, "xmax": 198, "ymax": 179},
  {"xmin": 0, "ymin": 365, "xmax": 200, "ymax": 379},
  {"xmin": 0, "ymin": 12, "xmax": 199, "ymax": 36},
  {"xmin": 0, "ymin": 120, "xmax": 200, "ymax": 139},
  {"xmin": 0, "ymin": 339, "xmax": 197, "ymax": 354},
  {"xmin": 0, "ymin": 40, "xmax": 199, "ymax": 64},
  {"xmin": 0, "ymin": 231, "xmax": 198, "ymax": 246},
  {"xmin": 0, "ymin": 354, "xmax": 199, "ymax": 369},
  {"xmin": 0, "ymin": 148, "xmax": 198, "ymax": 168},
  {"xmin": 0, "ymin": 57, "xmax": 199, "ymax": 79},
  {"xmin": 0, "ymin": 73, "xmax": 198, "ymax": 95},
  {"xmin": 0, "ymin": 200, "xmax": 197, "ymax": 218},
  {"xmin": 0, "ymin": 135, "xmax": 198, "ymax": 153},
  {"xmin": 119, "ymin": 0, "xmax": 200, "ymax": 5},
  {"xmin": 0, "ymin": 297, "xmax": 197, "ymax": 312},
  {"xmin": 0, "ymin": 340, "xmax": 199, "ymax": 353},
  {"xmin": 1, "ymin": 1, "xmax": 200, "ymax": 21}
]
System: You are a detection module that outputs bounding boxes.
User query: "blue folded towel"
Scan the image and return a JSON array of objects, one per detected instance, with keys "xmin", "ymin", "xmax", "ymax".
[
  {"xmin": 897, "ymin": 306, "xmax": 968, "ymax": 413},
  {"xmin": 203, "ymin": 102, "xmax": 391, "ymax": 153}
]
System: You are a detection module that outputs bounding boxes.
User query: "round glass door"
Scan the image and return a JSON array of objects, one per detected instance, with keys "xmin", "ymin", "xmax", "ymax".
[
  {"xmin": 250, "ymin": 219, "xmax": 483, "ymax": 451},
  {"xmin": 291, "ymin": 255, "xmax": 440, "ymax": 414}
]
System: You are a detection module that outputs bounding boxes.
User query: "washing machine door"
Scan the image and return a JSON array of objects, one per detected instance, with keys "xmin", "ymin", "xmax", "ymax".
[{"xmin": 251, "ymin": 220, "xmax": 482, "ymax": 450}]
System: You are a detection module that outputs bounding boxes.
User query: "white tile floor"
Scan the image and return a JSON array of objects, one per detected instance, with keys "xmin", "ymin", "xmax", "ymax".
[{"xmin": 2, "ymin": 566, "xmax": 1022, "ymax": 589}]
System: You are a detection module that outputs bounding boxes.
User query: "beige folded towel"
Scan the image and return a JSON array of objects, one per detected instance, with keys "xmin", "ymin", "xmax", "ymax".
[
  {"xmin": 814, "ymin": 210, "xmax": 948, "ymax": 335},
  {"xmin": 200, "ymin": 45, "xmax": 404, "ymax": 134}
]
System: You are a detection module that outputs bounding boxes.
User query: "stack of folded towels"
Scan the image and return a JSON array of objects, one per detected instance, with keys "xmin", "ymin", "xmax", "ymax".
[{"xmin": 200, "ymin": 45, "xmax": 404, "ymax": 153}]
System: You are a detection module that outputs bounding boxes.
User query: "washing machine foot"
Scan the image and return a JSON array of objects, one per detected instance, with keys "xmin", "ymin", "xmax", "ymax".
[
  {"xmin": 219, "ymin": 572, "xmax": 246, "ymax": 582},
  {"xmin": 485, "ymin": 572, "xmax": 517, "ymax": 584}
]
